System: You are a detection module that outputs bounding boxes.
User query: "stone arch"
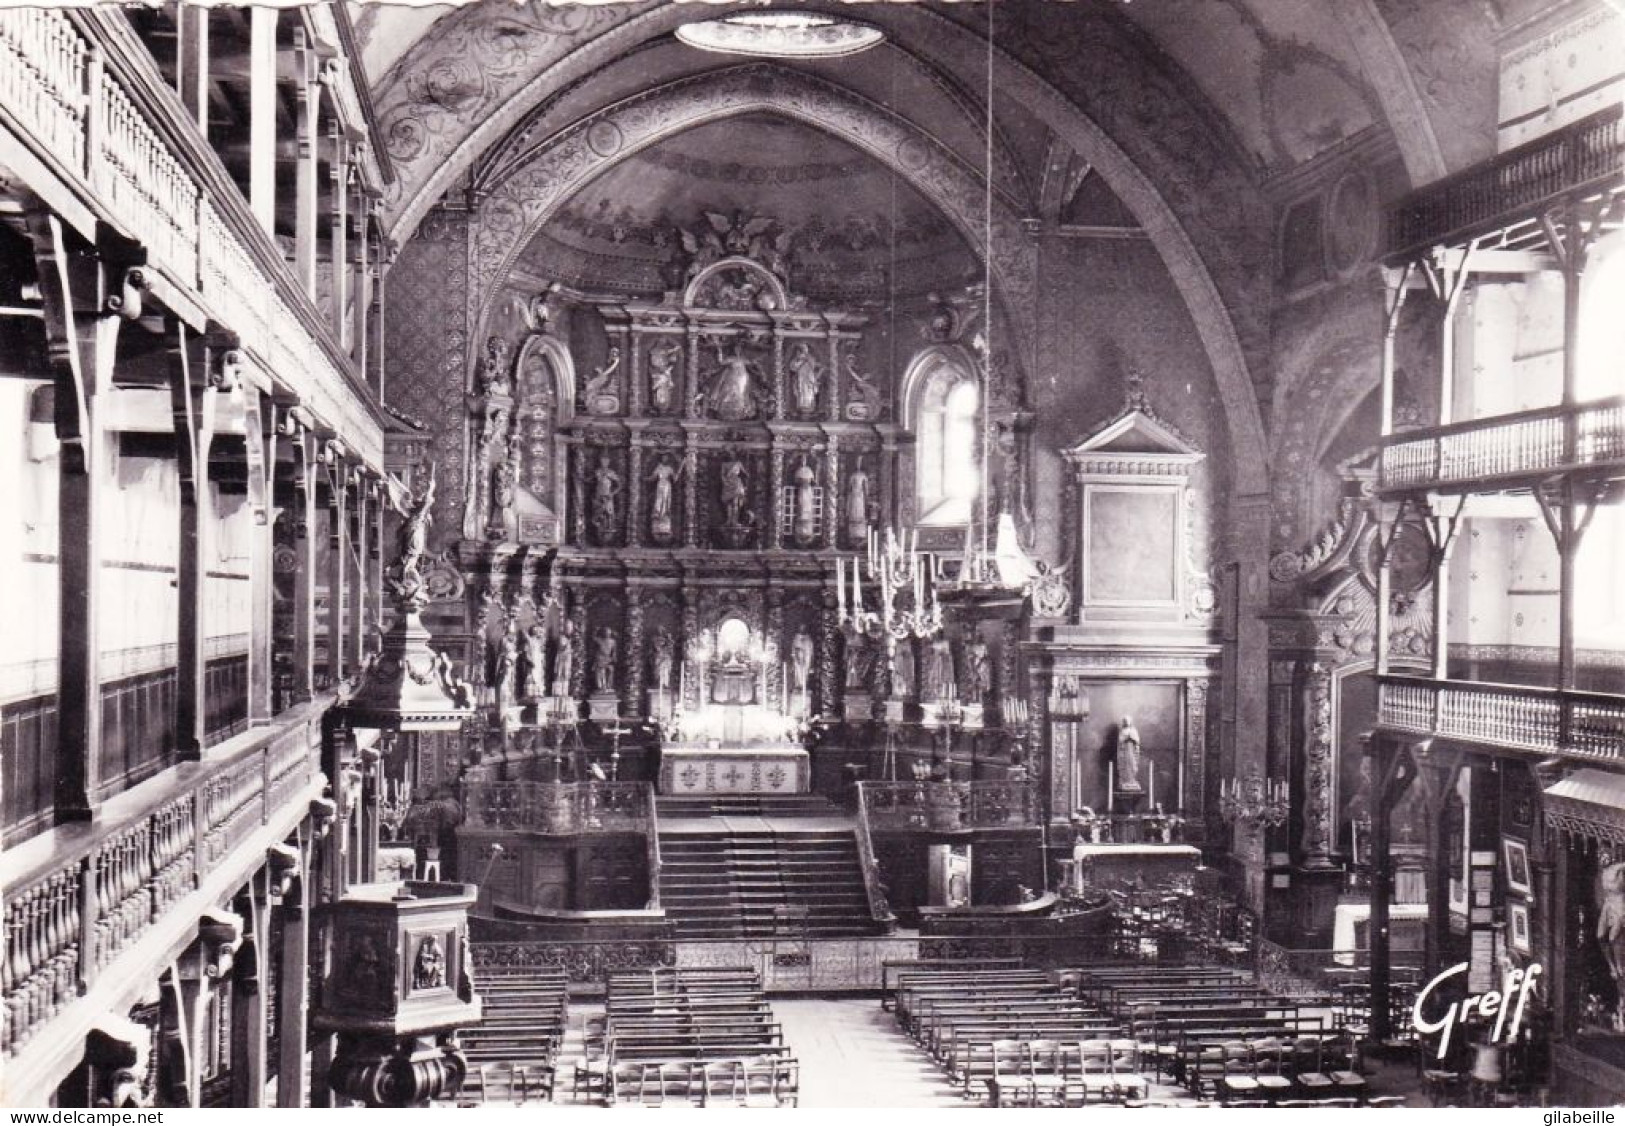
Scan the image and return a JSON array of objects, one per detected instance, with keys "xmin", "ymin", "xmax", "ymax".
[
  {"xmin": 899, "ymin": 343, "xmax": 979, "ymax": 430},
  {"xmin": 463, "ymin": 64, "xmax": 1041, "ymax": 384}
]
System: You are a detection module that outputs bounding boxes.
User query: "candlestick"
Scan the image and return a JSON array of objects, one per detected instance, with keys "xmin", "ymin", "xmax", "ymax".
[
  {"xmin": 837, "ymin": 557, "xmax": 847, "ymax": 619},
  {"xmin": 1107, "ymin": 759, "xmax": 1115, "ymax": 801},
  {"xmin": 1149, "ymin": 763, "xmax": 1155, "ymax": 810}
]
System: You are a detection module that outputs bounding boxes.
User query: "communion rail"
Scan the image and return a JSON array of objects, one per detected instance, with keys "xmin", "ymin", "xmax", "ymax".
[
  {"xmin": 460, "ymin": 780, "xmax": 654, "ymax": 835},
  {"xmin": 858, "ymin": 780, "xmax": 1039, "ymax": 832}
]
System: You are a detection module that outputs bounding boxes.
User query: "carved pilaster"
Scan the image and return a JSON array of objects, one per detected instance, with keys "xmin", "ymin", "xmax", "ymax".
[
  {"xmin": 568, "ymin": 593, "xmax": 588, "ymax": 701},
  {"xmin": 626, "ymin": 597, "xmax": 646, "ymax": 716},
  {"xmin": 766, "ymin": 587, "xmax": 786, "ymax": 710},
  {"xmin": 818, "ymin": 590, "xmax": 839, "ymax": 718},
  {"xmin": 771, "ymin": 330, "xmax": 786, "ymax": 422},
  {"xmin": 1043, "ymin": 670, "xmax": 1074, "ymax": 823},
  {"xmin": 627, "ymin": 440, "xmax": 644, "ymax": 549},
  {"xmin": 1300, "ymin": 661, "xmax": 1336, "ymax": 868},
  {"xmin": 825, "ymin": 434, "xmax": 841, "ymax": 549},
  {"xmin": 1184, "ymin": 679, "xmax": 1210, "ymax": 818},
  {"xmin": 770, "ymin": 445, "xmax": 786, "ymax": 550},
  {"xmin": 681, "ymin": 587, "xmax": 700, "ymax": 712},
  {"xmin": 568, "ymin": 442, "xmax": 587, "ymax": 547},
  {"xmin": 683, "ymin": 432, "xmax": 699, "ymax": 549},
  {"xmin": 826, "ymin": 333, "xmax": 842, "ymax": 425},
  {"xmin": 684, "ymin": 328, "xmax": 702, "ymax": 419},
  {"xmin": 627, "ymin": 328, "xmax": 644, "ymax": 416}
]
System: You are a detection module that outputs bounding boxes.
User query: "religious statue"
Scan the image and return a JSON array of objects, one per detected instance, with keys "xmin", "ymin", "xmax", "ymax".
[
  {"xmin": 591, "ymin": 454, "xmax": 622, "ymax": 544},
  {"xmin": 522, "ymin": 624, "xmax": 547, "ymax": 701},
  {"xmin": 793, "ymin": 456, "xmax": 819, "ymax": 545},
  {"xmin": 925, "ymin": 637, "xmax": 955, "ymax": 700},
  {"xmin": 516, "ymin": 282, "xmax": 561, "ymax": 337},
  {"xmin": 790, "ymin": 630, "xmax": 815, "ymax": 697},
  {"xmin": 647, "ymin": 456, "xmax": 686, "ymax": 543},
  {"xmin": 493, "ymin": 622, "xmax": 519, "ymax": 712},
  {"xmin": 1600, "ymin": 859, "xmax": 1625, "ymax": 1025},
  {"xmin": 648, "ymin": 338, "xmax": 681, "ymax": 412},
  {"xmin": 651, "ymin": 629, "xmax": 676, "ymax": 695},
  {"xmin": 412, "ymin": 935, "xmax": 446, "ymax": 991},
  {"xmin": 966, "ymin": 640, "xmax": 991, "ymax": 701},
  {"xmin": 486, "ymin": 433, "xmax": 518, "ymax": 541},
  {"xmin": 844, "ymin": 630, "xmax": 873, "ymax": 691},
  {"xmin": 388, "ymin": 464, "xmax": 436, "ymax": 610},
  {"xmin": 699, "ymin": 340, "xmax": 762, "ymax": 421},
  {"xmin": 1115, "ymin": 716, "xmax": 1144, "ymax": 793},
  {"xmin": 478, "ymin": 336, "xmax": 512, "ymax": 398},
  {"xmin": 843, "ymin": 347, "xmax": 882, "ymax": 420},
  {"xmin": 789, "ymin": 342, "xmax": 823, "ymax": 415},
  {"xmin": 891, "ymin": 638, "xmax": 915, "ymax": 699},
  {"xmin": 719, "ymin": 458, "xmax": 750, "ymax": 530},
  {"xmin": 592, "ymin": 626, "xmax": 618, "ymax": 694},
  {"xmin": 551, "ymin": 620, "xmax": 576, "ymax": 697},
  {"xmin": 582, "ymin": 347, "xmax": 622, "ymax": 415},
  {"xmin": 846, "ymin": 457, "xmax": 871, "ymax": 546}
]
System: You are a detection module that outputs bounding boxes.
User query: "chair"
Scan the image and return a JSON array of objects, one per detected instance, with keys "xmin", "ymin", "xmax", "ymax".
[
  {"xmin": 703, "ymin": 1060, "xmax": 743, "ymax": 1106},
  {"xmin": 571, "ymin": 1034, "xmax": 612, "ymax": 1103},
  {"xmin": 774, "ymin": 1058, "xmax": 801, "ymax": 1108},
  {"xmin": 1077, "ymin": 1039, "xmax": 1118, "ymax": 1103},
  {"xmin": 1025, "ymin": 1039, "xmax": 1067, "ymax": 1106},
  {"xmin": 1251, "ymin": 1038, "xmax": 1293, "ymax": 1101},
  {"xmin": 988, "ymin": 1039, "xmax": 1030, "ymax": 1107},
  {"xmin": 743, "ymin": 1056, "xmax": 781, "ymax": 1108},
  {"xmin": 1108, "ymin": 1038, "xmax": 1150, "ymax": 1101},
  {"xmin": 660, "ymin": 1061, "xmax": 698, "ymax": 1106},
  {"xmin": 1218, "ymin": 1040, "xmax": 1259, "ymax": 1103},
  {"xmin": 1292, "ymin": 1035, "xmax": 1334, "ymax": 1097}
]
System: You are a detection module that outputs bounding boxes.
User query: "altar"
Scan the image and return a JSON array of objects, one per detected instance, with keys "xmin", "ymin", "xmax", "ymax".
[
  {"xmin": 1066, "ymin": 842, "xmax": 1202, "ymax": 892},
  {"xmin": 659, "ymin": 744, "xmax": 811, "ymax": 795}
]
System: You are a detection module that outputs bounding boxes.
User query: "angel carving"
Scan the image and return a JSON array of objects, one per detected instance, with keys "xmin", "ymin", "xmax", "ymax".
[
  {"xmin": 514, "ymin": 282, "xmax": 562, "ymax": 336},
  {"xmin": 679, "ymin": 223, "xmax": 726, "ymax": 281},
  {"xmin": 582, "ymin": 347, "xmax": 622, "ymax": 414}
]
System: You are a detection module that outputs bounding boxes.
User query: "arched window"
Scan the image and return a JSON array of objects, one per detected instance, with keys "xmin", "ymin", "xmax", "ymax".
[{"xmin": 908, "ymin": 350, "xmax": 980, "ymax": 527}]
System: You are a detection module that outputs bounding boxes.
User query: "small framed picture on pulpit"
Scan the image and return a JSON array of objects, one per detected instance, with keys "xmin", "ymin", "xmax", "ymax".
[
  {"xmin": 1503, "ymin": 837, "xmax": 1532, "ymax": 898},
  {"xmin": 1508, "ymin": 900, "xmax": 1532, "ymax": 954}
]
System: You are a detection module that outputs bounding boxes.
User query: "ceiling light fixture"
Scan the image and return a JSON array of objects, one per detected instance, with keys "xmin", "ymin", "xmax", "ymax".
[{"xmin": 675, "ymin": 11, "xmax": 884, "ymax": 59}]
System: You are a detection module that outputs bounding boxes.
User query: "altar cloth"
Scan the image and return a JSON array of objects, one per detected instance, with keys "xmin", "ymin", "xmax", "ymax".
[
  {"xmin": 659, "ymin": 744, "xmax": 811, "ymax": 794},
  {"xmin": 1069, "ymin": 843, "xmax": 1202, "ymax": 890}
]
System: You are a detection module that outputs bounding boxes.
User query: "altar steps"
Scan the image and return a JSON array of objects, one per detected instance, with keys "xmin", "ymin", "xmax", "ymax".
[
  {"xmin": 656, "ymin": 794, "xmax": 844, "ymax": 819},
  {"xmin": 657, "ymin": 828, "xmax": 884, "ymax": 939}
]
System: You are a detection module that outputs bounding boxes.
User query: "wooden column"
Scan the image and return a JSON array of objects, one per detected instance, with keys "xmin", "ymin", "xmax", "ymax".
[
  {"xmin": 171, "ymin": 323, "xmax": 217, "ymax": 759},
  {"xmin": 349, "ymin": 478, "xmax": 368, "ymax": 663},
  {"xmin": 370, "ymin": 490, "xmax": 384, "ymax": 641},
  {"xmin": 325, "ymin": 455, "xmax": 348, "ymax": 683},
  {"xmin": 293, "ymin": 30, "xmax": 324, "ymax": 297},
  {"xmin": 176, "ymin": 4, "xmax": 209, "ymax": 132},
  {"xmin": 275, "ymin": 836, "xmax": 310, "ymax": 1107},
  {"xmin": 244, "ymin": 386, "xmax": 276, "ymax": 724},
  {"xmin": 328, "ymin": 129, "xmax": 351, "ymax": 345},
  {"xmin": 290, "ymin": 431, "xmax": 318, "ymax": 703},
  {"xmin": 229, "ymin": 883, "xmax": 268, "ymax": 1106},
  {"xmin": 248, "ymin": 6, "xmax": 278, "ymax": 235},
  {"xmin": 352, "ymin": 204, "xmax": 373, "ymax": 369},
  {"xmin": 27, "ymin": 213, "xmax": 130, "ymax": 820}
]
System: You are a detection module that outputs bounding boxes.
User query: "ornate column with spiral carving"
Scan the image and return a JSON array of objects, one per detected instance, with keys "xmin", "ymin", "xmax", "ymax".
[{"xmin": 1299, "ymin": 662, "xmax": 1336, "ymax": 869}]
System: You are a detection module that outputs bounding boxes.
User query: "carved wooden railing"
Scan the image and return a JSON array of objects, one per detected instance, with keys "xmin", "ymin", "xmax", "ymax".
[
  {"xmin": 859, "ymin": 780, "xmax": 1039, "ymax": 832},
  {"xmin": 852, "ymin": 784, "xmax": 895, "ymax": 928},
  {"xmin": 0, "ymin": 9, "xmax": 383, "ymax": 467},
  {"xmin": 644, "ymin": 786, "xmax": 662, "ymax": 912},
  {"xmin": 460, "ymin": 781, "xmax": 653, "ymax": 835},
  {"xmin": 1, "ymin": 696, "xmax": 328, "ymax": 1059},
  {"xmin": 1378, "ymin": 674, "xmax": 1625, "ymax": 761},
  {"xmin": 1379, "ymin": 396, "xmax": 1625, "ymax": 492},
  {"xmin": 1388, "ymin": 103, "xmax": 1625, "ymax": 260}
]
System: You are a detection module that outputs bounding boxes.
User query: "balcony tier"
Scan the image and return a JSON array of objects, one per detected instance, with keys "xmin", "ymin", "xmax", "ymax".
[
  {"xmin": 1387, "ymin": 103, "xmax": 1624, "ymax": 262},
  {"xmin": 1376, "ymin": 673, "xmax": 1625, "ymax": 762},
  {"xmin": 1378, "ymin": 396, "xmax": 1625, "ymax": 495},
  {"xmin": 0, "ymin": 9, "xmax": 383, "ymax": 468}
]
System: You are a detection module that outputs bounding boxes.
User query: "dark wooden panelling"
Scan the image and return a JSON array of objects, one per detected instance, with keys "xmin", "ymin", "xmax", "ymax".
[
  {"xmin": 97, "ymin": 667, "xmax": 177, "ymax": 801},
  {"xmin": 2, "ymin": 692, "xmax": 57, "ymax": 845},
  {"xmin": 205, "ymin": 654, "xmax": 249, "ymax": 745}
]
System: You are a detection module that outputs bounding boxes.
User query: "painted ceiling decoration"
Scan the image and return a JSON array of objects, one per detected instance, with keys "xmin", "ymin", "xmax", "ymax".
[{"xmin": 674, "ymin": 11, "xmax": 886, "ymax": 58}]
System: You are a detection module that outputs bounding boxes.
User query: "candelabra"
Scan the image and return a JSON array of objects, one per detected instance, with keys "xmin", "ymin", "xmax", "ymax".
[
  {"xmin": 378, "ymin": 776, "xmax": 413, "ymax": 843},
  {"xmin": 836, "ymin": 526, "xmax": 943, "ymax": 645},
  {"xmin": 1217, "ymin": 772, "xmax": 1290, "ymax": 828}
]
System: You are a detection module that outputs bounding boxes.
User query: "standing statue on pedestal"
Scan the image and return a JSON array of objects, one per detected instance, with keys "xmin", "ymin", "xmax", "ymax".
[
  {"xmin": 487, "ymin": 433, "xmax": 518, "ymax": 541},
  {"xmin": 389, "ymin": 464, "xmax": 437, "ymax": 609},
  {"xmin": 846, "ymin": 457, "xmax": 871, "ymax": 546},
  {"xmin": 892, "ymin": 639, "xmax": 915, "ymax": 699},
  {"xmin": 551, "ymin": 620, "xmax": 576, "ymax": 698},
  {"xmin": 591, "ymin": 454, "xmax": 622, "ymax": 544},
  {"xmin": 925, "ymin": 637, "xmax": 956, "ymax": 700},
  {"xmin": 647, "ymin": 456, "xmax": 686, "ymax": 543},
  {"xmin": 720, "ymin": 458, "xmax": 751, "ymax": 530},
  {"xmin": 592, "ymin": 627, "xmax": 618, "ymax": 694},
  {"xmin": 793, "ymin": 456, "xmax": 818, "ymax": 545},
  {"xmin": 1115, "ymin": 716, "xmax": 1144, "ymax": 793},
  {"xmin": 652, "ymin": 629, "xmax": 676, "ymax": 695},
  {"xmin": 788, "ymin": 341, "xmax": 823, "ymax": 415},
  {"xmin": 966, "ymin": 640, "xmax": 991, "ymax": 702},
  {"xmin": 844, "ymin": 630, "xmax": 872, "ymax": 691},
  {"xmin": 790, "ymin": 630, "xmax": 815, "ymax": 698},
  {"xmin": 648, "ymin": 338, "xmax": 682, "ymax": 413},
  {"xmin": 522, "ymin": 624, "xmax": 548, "ymax": 701},
  {"xmin": 493, "ymin": 622, "xmax": 519, "ymax": 713},
  {"xmin": 699, "ymin": 340, "xmax": 762, "ymax": 421}
]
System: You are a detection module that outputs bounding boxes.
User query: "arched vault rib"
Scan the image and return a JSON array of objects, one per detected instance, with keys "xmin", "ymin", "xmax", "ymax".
[{"xmin": 465, "ymin": 64, "xmax": 1040, "ymax": 383}]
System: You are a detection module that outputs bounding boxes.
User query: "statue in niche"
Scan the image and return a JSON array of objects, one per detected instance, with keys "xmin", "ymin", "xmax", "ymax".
[
  {"xmin": 591, "ymin": 626, "xmax": 618, "ymax": 695},
  {"xmin": 551, "ymin": 620, "xmax": 576, "ymax": 697},
  {"xmin": 493, "ymin": 621, "xmax": 519, "ymax": 713},
  {"xmin": 487, "ymin": 432, "xmax": 519, "ymax": 541},
  {"xmin": 891, "ymin": 638, "xmax": 915, "ymax": 700},
  {"xmin": 844, "ymin": 630, "xmax": 874, "ymax": 692},
  {"xmin": 412, "ymin": 935, "xmax": 446, "ymax": 991},
  {"xmin": 847, "ymin": 457, "xmax": 871, "ymax": 546},
  {"xmin": 790, "ymin": 630, "xmax": 814, "ymax": 697},
  {"xmin": 651, "ymin": 629, "xmax": 676, "ymax": 695},
  {"xmin": 1599, "ymin": 858, "xmax": 1625, "ymax": 1026},
  {"xmin": 522, "ymin": 624, "xmax": 548, "ymax": 701},
  {"xmin": 924, "ymin": 637, "xmax": 955, "ymax": 700},
  {"xmin": 591, "ymin": 454, "xmax": 622, "ymax": 544},
  {"xmin": 719, "ymin": 458, "xmax": 751, "ymax": 531},
  {"xmin": 793, "ymin": 456, "xmax": 819, "ymax": 545},
  {"xmin": 699, "ymin": 340, "xmax": 763, "ymax": 421},
  {"xmin": 647, "ymin": 455, "xmax": 688, "ymax": 543},
  {"xmin": 1115, "ymin": 716, "xmax": 1144, "ymax": 793},
  {"xmin": 789, "ymin": 342, "xmax": 823, "ymax": 415},
  {"xmin": 966, "ymin": 639, "xmax": 991, "ymax": 702},
  {"xmin": 478, "ymin": 336, "xmax": 512, "ymax": 398},
  {"xmin": 582, "ymin": 347, "xmax": 622, "ymax": 416},
  {"xmin": 843, "ymin": 347, "xmax": 882, "ymax": 421},
  {"xmin": 647, "ymin": 338, "xmax": 682, "ymax": 413}
]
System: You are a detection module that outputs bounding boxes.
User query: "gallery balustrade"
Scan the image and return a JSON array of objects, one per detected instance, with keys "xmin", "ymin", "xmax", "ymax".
[
  {"xmin": 1379, "ymin": 395, "xmax": 1625, "ymax": 493},
  {"xmin": 1378, "ymin": 673, "xmax": 1625, "ymax": 761}
]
